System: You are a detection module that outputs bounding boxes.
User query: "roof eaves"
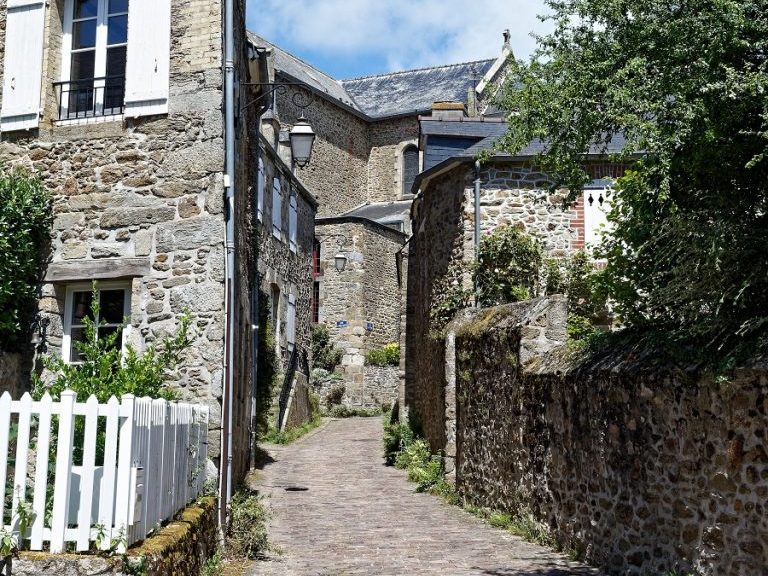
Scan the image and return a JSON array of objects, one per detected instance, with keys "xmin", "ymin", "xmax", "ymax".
[{"xmin": 316, "ymin": 215, "xmax": 408, "ymax": 241}]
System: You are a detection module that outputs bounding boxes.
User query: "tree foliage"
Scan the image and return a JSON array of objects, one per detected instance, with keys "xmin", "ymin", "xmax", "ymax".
[
  {"xmin": 0, "ymin": 168, "xmax": 52, "ymax": 350},
  {"xmin": 498, "ymin": 0, "xmax": 768, "ymax": 361}
]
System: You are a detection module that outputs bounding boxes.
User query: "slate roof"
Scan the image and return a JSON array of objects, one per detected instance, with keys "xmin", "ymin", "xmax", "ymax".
[
  {"xmin": 341, "ymin": 200, "xmax": 413, "ymax": 223},
  {"xmin": 247, "ymin": 32, "xmax": 359, "ymax": 110},
  {"xmin": 340, "ymin": 60, "xmax": 495, "ymax": 119}
]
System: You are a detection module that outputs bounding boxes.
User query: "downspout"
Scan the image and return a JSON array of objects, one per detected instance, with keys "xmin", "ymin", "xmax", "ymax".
[
  {"xmin": 220, "ymin": 0, "xmax": 236, "ymax": 527},
  {"xmin": 474, "ymin": 160, "xmax": 481, "ymax": 307}
]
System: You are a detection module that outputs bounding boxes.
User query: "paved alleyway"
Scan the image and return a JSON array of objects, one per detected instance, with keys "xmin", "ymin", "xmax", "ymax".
[{"xmin": 247, "ymin": 417, "xmax": 597, "ymax": 576}]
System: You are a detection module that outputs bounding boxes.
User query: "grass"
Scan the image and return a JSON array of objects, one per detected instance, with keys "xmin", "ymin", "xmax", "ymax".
[
  {"xmin": 262, "ymin": 413, "xmax": 323, "ymax": 444},
  {"xmin": 326, "ymin": 404, "xmax": 388, "ymax": 418}
]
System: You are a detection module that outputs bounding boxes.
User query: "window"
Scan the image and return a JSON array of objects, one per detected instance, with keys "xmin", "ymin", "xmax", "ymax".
[
  {"xmin": 289, "ymin": 189, "xmax": 298, "ymax": 253},
  {"xmin": 62, "ymin": 283, "xmax": 131, "ymax": 363},
  {"xmin": 312, "ymin": 238, "xmax": 321, "ymax": 276},
  {"xmin": 256, "ymin": 158, "xmax": 265, "ymax": 222},
  {"xmin": 272, "ymin": 177, "xmax": 282, "ymax": 240},
  {"xmin": 583, "ymin": 180, "xmax": 613, "ymax": 250},
  {"xmin": 60, "ymin": 0, "xmax": 129, "ymax": 119},
  {"xmin": 402, "ymin": 145, "xmax": 419, "ymax": 197},
  {"xmin": 312, "ymin": 281, "xmax": 320, "ymax": 324}
]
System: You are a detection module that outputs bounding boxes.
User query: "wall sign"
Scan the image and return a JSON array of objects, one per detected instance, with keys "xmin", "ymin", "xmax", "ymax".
[{"xmin": 336, "ymin": 320, "xmax": 348, "ymax": 328}]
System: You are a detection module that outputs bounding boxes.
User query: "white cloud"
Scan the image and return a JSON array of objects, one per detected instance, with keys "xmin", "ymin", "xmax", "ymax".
[{"xmin": 248, "ymin": 0, "xmax": 553, "ymax": 74}]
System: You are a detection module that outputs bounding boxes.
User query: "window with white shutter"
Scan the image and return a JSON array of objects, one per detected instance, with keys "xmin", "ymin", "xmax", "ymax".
[
  {"xmin": 272, "ymin": 177, "xmax": 282, "ymax": 240},
  {"xmin": 289, "ymin": 189, "xmax": 298, "ymax": 253},
  {"xmin": 256, "ymin": 158, "xmax": 265, "ymax": 222},
  {"xmin": 58, "ymin": 0, "xmax": 129, "ymax": 120},
  {"xmin": 286, "ymin": 292, "xmax": 296, "ymax": 352},
  {"xmin": 0, "ymin": 0, "xmax": 47, "ymax": 132}
]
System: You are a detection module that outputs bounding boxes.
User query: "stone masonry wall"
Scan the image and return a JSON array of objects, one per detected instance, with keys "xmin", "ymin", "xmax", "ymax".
[
  {"xmin": 0, "ymin": 353, "xmax": 23, "ymax": 397},
  {"xmin": 367, "ymin": 117, "xmax": 419, "ymax": 203},
  {"xmin": 449, "ymin": 302, "xmax": 768, "ymax": 576},
  {"xmin": 405, "ymin": 168, "xmax": 468, "ymax": 450},
  {"xmin": 0, "ymin": 0, "xmax": 250, "ymax": 471},
  {"xmin": 316, "ymin": 219, "xmax": 404, "ymax": 406},
  {"xmin": 278, "ymin": 87, "xmax": 369, "ymax": 217}
]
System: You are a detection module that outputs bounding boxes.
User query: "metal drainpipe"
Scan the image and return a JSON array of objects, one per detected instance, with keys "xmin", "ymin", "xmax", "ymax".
[
  {"xmin": 250, "ymin": 143, "xmax": 261, "ymax": 470},
  {"xmin": 220, "ymin": 0, "xmax": 236, "ymax": 527},
  {"xmin": 474, "ymin": 160, "xmax": 481, "ymax": 307}
]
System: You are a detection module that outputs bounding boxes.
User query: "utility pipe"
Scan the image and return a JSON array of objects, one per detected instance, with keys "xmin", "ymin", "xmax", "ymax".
[
  {"xmin": 474, "ymin": 160, "xmax": 481, "ymax": 307},
  {"xmin": 220, "ymin": 0, "xmax": 236, "ymax": 528}
]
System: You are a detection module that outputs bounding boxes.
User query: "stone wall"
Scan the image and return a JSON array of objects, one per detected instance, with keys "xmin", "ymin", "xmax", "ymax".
[
  {"xmin": 367, "ymin": 117, "xmax": 419, "ymax": 202},
  {"xmin": 315, "ymin": 218, "xmax": 405, "ymax": 405},
  {"xmin": 437, "ymin": 300, "xmax": 768, "ymax": 576},
  {"xmin": 0, "ymin": 0, "xmax": 255, "ymax": 478}
]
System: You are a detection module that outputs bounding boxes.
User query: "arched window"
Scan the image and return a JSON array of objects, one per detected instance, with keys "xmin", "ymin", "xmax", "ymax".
[{"xmin": 402, "ymin": 145, "xmax": 419, "ymax": 197}]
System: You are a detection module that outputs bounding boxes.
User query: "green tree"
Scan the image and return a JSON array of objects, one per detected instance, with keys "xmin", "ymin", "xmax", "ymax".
[
  {"xmin": 498, "ymin": 0, "xmax": 768, "ymax": 360},
  {"xmin": 0, "ymin": 168, "xmax": 52, "ymax": 350}
]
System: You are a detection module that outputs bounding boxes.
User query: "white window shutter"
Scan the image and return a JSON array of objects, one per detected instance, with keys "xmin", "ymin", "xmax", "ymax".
[
  {"xmin": 272, "ymin": 178, "xmax": 282, "ymax": 239},
  {"xmin": 124, "ymin": 0, "xmax": 171, "ymax": 117},
  {"xmin": 257, "ymin": 158, "xmax": 265, "ymax": 222},
  {"xmin": 289, "ymin": 191, "xmax": 298, "ymax": 253},
  {"xmin": 1, "ymin": 0, "xmax": 46, "ymax": 132},
  {"xmin": 287, "ymin": 293, "xmax": 296, "ymax": 350}
]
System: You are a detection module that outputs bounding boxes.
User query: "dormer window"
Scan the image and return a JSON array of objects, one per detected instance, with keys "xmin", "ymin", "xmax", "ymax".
[{"xmin": 58, "ymin": 0, "xmax": 129, "ymax": 119}]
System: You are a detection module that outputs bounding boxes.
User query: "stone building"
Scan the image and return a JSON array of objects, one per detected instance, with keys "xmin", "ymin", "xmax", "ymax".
[
  {"xmin": 405, "ymin": 108, "xmax": 626, "ymax": 447},
  {"xmin": 0, "ymin": 0, "xmax": 315, "ymax": 520},
  {"xmin": 247, "ymin": 31, "xmax": 515, "ymax": 407}
]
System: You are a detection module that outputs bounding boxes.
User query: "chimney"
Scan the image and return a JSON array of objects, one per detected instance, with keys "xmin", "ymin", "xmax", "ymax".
[{"xmin": 431, "ymin": 101, "xmax": 467, "ymax": 121}]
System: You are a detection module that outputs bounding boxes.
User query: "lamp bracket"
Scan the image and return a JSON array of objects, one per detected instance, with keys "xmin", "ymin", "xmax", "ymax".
[{"xmin": 240, "ymin": 82, "xmax": 314, "ymax": 115}]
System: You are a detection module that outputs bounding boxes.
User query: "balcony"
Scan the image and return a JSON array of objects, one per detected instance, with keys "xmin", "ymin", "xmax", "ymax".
[{"xmin": 53, "ymin": 76, "xmax": 125, "ymax": 121}]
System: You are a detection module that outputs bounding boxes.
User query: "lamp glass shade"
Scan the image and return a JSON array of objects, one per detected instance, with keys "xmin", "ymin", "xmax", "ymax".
[
  {"xmin": 289, "ymin": 117, "xmax": 316, "ymax": 167},
  {"xmin": 334, "ymin": 253, "xmax": 347, "ymax": 272}
]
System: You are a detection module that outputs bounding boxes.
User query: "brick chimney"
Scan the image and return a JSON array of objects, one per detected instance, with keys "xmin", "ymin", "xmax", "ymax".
[{"xmin": 430, "ymin": 101, "xmax": 467, "ymax": 121}]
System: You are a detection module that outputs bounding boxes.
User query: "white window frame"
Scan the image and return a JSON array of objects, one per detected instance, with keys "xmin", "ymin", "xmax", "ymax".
[
  {"xmin": 62, "ymin": 281, "xmax": 132, "ymax": 364},
  {"xmin": 272, "ymin": 176, "xmax": 282, "ymax": 240},
  {"xmin": 256, "ymin": 157, "xmax": 265, "ymax": 222},
  {"xmin": 60, "ymin": 0, "xmax": 129, "ymax": 121},
  {"xmin": 583, "ymin": 180, "xmax": 614, "ymax": 252},
  {"xmin": 289, "ymin": 188, "xmax": 298, "ymax": 253}
]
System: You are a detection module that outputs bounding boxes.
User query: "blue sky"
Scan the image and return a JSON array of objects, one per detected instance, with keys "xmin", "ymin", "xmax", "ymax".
[{"xmin": 246, "ymin": 0, "xmax": 553, "ymax": 79}]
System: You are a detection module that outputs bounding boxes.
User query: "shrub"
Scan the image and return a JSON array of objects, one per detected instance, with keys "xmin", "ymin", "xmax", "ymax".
[
  {"xmin": 383, "ymin": 420, "xmax": 414, "ymax": 465},
  {"xmin": 325, "ymin": 382, "xmax": 345, "ymax": 408},
  {"xmin": 311, "ymin": 324, "xmax": 343, "ymax": 372},
  {"xmin": 226, "ymin": 489, "xmax": 269, "ymax": 559},
  {"xmin": 0, "ymin": 168, "xmax": 52, "ymax": 351},
  {"xmin": 365, "ymin": 342, "xmax": 400, "ymax": 366},
  {"xmin": 474, "ymin": 225, "xmax": 543, "ymax": 307}
]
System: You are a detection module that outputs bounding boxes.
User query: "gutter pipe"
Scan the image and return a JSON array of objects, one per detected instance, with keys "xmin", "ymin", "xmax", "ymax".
[
  {"xmin": 220, "ymin": 0, "xmax": 236, "ymax": 527},
  {"xmin": 474, "ymin": 160, "xmax": 481, "ymax": 307}
]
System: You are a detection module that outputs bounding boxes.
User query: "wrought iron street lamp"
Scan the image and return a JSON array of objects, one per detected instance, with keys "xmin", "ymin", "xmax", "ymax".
[
  {"xmin": 289, "ymin": 115, "xmax": 315, "ymax": 168},
  {"xmin": 334, "ymin": 253, "xmax": 348, "ymax": 273}
]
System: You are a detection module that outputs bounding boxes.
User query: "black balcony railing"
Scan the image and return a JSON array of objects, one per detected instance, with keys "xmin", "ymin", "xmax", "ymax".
[{"xmin": 53, "ymin": 76, "xmax": 126, "ymax": 120}]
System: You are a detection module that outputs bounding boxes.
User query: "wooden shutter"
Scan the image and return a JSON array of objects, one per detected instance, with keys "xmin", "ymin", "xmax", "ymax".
[
  {"xmin": 1, "ymin": 0, "xmax": 46, "ymax": 132},
  {"xmin": 272, "ymin": 178, "xmax": 282, "ymax": 239},
  {"xmin": 123, "ymin": 0, "xmax": 171, "ymax": 117},
  {"xmin": 289, "ymin": 190, "xmax": 298, "ymax": 253},
  {"xmin": 286, "ymin": 293, "xmax": 296, "ymax": 351},
  {"xmin": 257, "ymin": 158, "xmax": 265, "ymax": 222}
]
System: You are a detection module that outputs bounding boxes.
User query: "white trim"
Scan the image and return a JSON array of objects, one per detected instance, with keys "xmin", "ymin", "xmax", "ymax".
[
  {"xmin": 256, "ymin": 158, "xmax": 265, "ymax": 222},
  {"xmin": 62, "ymin": 281, "xmax": 132, "ymax": 365},
  {"xmin": 476, "ymin": 45, "xmax": 512, "ymax": 96}
]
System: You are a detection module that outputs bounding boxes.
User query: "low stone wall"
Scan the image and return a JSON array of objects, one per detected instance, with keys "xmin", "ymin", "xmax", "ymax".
[
  {"xmin": 0, "ymin": 353, "xmax": 25, "ymax": 397},
  {"xmin": 450, "ymin": 302, "xmax": 768, "ymax": 575},
  {"xmin": 313, "ymin": 366, "xmax": 399, "ymax": 409},
  {"xmin": 10, "ymin": 497, "xmax": 218, "ymax": 576}
]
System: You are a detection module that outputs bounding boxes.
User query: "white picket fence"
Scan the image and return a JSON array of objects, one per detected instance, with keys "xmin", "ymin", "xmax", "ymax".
[{"xmin": 0, "ymin": 390, "xmax": 209, "ymax": 553}]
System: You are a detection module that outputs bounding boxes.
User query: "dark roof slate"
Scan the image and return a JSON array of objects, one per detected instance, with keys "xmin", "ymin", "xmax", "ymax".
[{"xmin": 340, "ymin": 59, "xmax": 495, "ymax": 119}]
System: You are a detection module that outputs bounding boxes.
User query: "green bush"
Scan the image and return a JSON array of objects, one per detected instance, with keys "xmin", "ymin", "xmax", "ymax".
[
  {"xmin": 474, "ymin": 225, "xmax": 543, "ymax": 307},
  {"xmin": 311, "ymin": 324, "xmax": 343, "ymax": 372},
  {"xmin": 383, "ymin": 420, "xmax": 414, "ymax": 465},
  {"xmin": 365, "ymin": 342, "xmax": 400, "ymax": 366},
  {"xmin": 226, "ymin": 488, "xmax": 269, "ymax": 559},
  {"xmin": 0, "ymin": 168, "xmax": 52, "ymax": 351},
  {"xmin": 255, "ymin": 290, "xmax": 279, "ymax": 440},
  {"xmin": 325, "ymin": 382, "xmax": 345, "ymax": 408}
]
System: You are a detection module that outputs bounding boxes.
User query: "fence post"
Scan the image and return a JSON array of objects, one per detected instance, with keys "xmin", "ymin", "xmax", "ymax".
[
  {"xmin": 114, "ymin": 394, "xmax": 135, "ymax": 553},
  {"xmin": 50, "ymin": 389, "xmax": 77, "ymax": 553},
  {"xmin": 76, "ymin": 395, "xmax": 99, "ymax": 551},
  {"xmin": 30, "ymin": 393, "xmax": 53, "ymax": 550},
  {"xmin": 0, "ymin": 392, "xmax": 11, "ymax": 530}
]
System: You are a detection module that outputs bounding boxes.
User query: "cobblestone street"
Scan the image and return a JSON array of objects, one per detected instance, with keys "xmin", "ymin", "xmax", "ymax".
[{"xmin": 247, "ymin": 417, "xmax": 597, "ymax": 576}]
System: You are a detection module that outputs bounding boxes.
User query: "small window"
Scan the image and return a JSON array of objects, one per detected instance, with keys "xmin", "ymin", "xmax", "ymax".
[
  {"xmin": 63, "ymin": 283, "xmax": 131, "ymax": 363},
  {"xmin": 59, "ymin": 0, "xmax": 129, "ymax": 119},
  {"xmin": 402, "ymin": 145, "xmax": 419, "ymax": 197},
  {"xmin": 272, "ymin": 177, "xmax": 282, "ymax": 240},
  {"xmin": 289, "ymin": 189, "xmax": 298, "ymax": 253},
  {"xmin": 312, "ymin": 239, "xmax": 321, "ymax": 276},
  {"xmin": 256, "ymin": 157, "xmax": 265, "ymax": 222},
  {"xmin": 312, "ymin": 281, "xmax": 320, "ymax": 324}
]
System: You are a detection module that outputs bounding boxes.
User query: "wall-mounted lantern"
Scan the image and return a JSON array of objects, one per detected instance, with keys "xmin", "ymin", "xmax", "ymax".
[
  {"xmin": 334, "ymin": 253, "xmax": 348, "ymax": 273},
  {"xmin": 289, "ymin": 116, "xmax": 316, "ymax": 168}
]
